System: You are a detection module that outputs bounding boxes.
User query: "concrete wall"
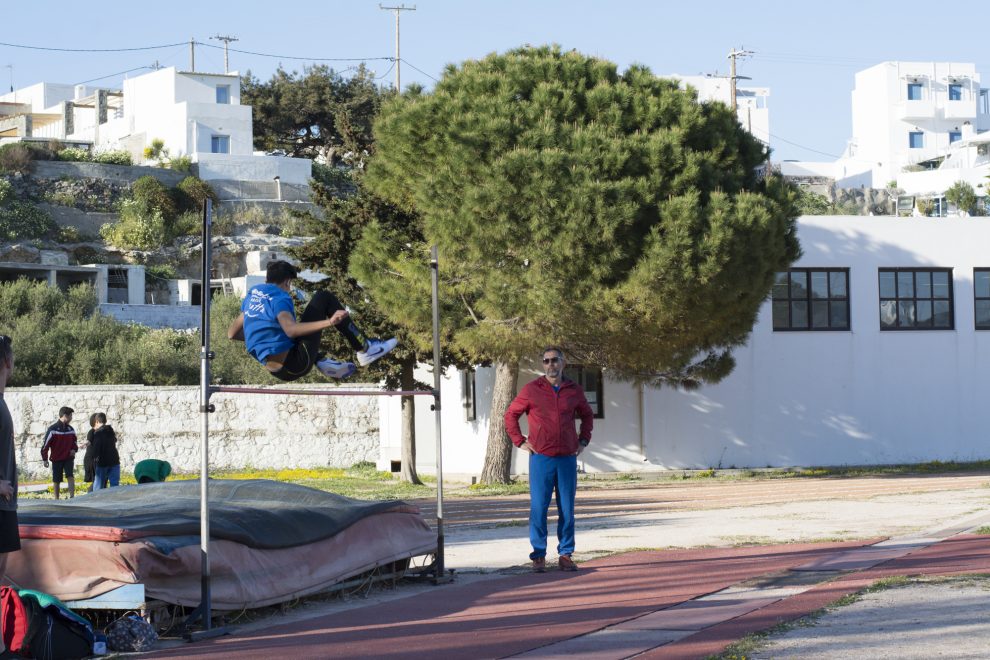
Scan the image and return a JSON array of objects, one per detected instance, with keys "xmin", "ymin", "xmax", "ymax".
[
  {"xmin": 32, "ymin": 161, "xmax": 186, "ymax": 187},
  {"xmin": 7, "ymin": 384, "xmax": 381, "ymax": 480},
  {"xmin": 195, "ymin": 154, "xmax": 312, "ymax": 187},
  {"xmin": 99, "ymin": 303, "xmax": 200, "ymax": 329}
]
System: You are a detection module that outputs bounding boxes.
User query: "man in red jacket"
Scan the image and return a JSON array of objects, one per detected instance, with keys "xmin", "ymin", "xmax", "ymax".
[
  {"xmin": 41, "ymin": 406, "xmax": 77, "ymax": 499},
  {"xmin": 505, "ymin": 347, "xmax": 594, "ymax": 572}
]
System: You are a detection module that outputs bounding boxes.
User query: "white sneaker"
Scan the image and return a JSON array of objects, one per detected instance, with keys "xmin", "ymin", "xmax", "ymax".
[
  {"xmin": 316, "ymin": 358, "xmax": 356, "ymax": 379},
  {"xmin": 356, "ymin": 338, "xmax": 398, "ymax": 367}
]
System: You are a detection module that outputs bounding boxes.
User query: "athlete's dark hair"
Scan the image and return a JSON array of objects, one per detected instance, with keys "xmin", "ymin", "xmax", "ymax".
[{"xmin": 266, "ymin": 260, "xmax": 298, "ymax": 284}]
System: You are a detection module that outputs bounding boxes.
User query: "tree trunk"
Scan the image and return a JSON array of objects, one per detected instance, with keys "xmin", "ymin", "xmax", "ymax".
[
  {"xmin": 480, "ymin": 360, "xmax": 520, "ymax": 484},
  {"xmin": 399, "ymin": 357, "xmax": 422, "ymax": 484}
]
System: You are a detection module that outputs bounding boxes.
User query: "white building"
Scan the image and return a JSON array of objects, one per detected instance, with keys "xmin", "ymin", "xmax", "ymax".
[
  {"xmin": 384, "ymin": 215, "xmax": 990, "ymax": 476},
  {"xmin": 784, "ymin": 61, "xmax": 990, "ymax": 195},
  {"xmin": 0, "ymin": 68, "xmax": 311, "ymax": 186},
  {"xmin": 668, "ymin": 74, "xmax": 771, "ymax": 149}
]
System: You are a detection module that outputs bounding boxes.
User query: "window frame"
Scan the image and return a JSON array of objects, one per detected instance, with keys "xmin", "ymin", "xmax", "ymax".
[
  {"xmin": 878, "ymin": 267, "xmax": 954, "ymax": 331},
  {"xmin": 907, "ymin": 82, "xmax": 924, "ymax": 100},
  {"xmin": 949, "ymin": 131, "xmax": 962, "ymax": 144},
  {"xmin": 908, "ymin": 131, "xmax": 924, "ymax": 149},
  {"xmin": 948, "ymin": 83, "xmax": 963, "ymax": 101},
  {"xmin": 975, "ymin": 268, "xmax": 990, "ymax": 330},
  {"xmin": 562, "ymin": 364, "xmax": 604, "ymax": 419},
  {"xmin": 215, "ymin": 84, "xmax": 231, "ymax": 104},
  {"xmin": 461, "ymin": 369, "xmax": 477, "ymax": 421},
  {"xmin": 772, "ymin": 268, "xmax": 851, "ymax": 332},
  {"xmin": 210, "ymin": 135, "xmax": 230, "ymax": 154}
]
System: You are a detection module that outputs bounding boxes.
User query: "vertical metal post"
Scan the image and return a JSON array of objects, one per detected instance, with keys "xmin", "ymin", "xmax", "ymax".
[
  {"xmin": 198, "ymin": 198, "xmax": 213, "ymax": 630},
  {"xmin": 430, "ymin": 245, "xmax": 445, "ymax": 579}
]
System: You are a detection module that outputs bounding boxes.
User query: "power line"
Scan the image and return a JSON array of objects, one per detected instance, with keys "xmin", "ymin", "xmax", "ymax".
[
  {"xmin": 75, "ymin": 66, "xmax": 153, "ymax": 85},
  {"xmin": 399, "ymin": 58, "xmax": 438, "ymax": 82},
  {"xmin": 763, "ymin": 131, "xmax": 842, "ymax": 159},
  {"xmin": 196, "ymin": 41, "xmax": 391, "ymax": 63},
  {"xmin": 0, "ymin": 40, "xmax": 187, "ymax": 53}
]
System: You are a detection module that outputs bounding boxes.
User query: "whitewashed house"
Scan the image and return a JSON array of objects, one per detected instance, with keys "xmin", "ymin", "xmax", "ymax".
[
  {"xmin": 668, "ymin": 74, "xmax": 771, "ymax": 149},
  {"xmin": 383, "ymin": 215, "xmax": 990, "ymax": 476}
]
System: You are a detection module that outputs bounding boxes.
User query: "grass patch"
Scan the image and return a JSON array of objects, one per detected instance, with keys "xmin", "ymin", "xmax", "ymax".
[
  {"xmin": 464, "ymin": 481, "xmax": 530, "ymax": 496},
  {"xmin": 974, "ymin": 526, "xmax": 990, "ymax": 535}
]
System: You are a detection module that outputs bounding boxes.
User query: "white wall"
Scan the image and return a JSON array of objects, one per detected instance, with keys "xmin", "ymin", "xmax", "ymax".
[
  {"xmin": 195, "ymin": 153, "xmax": 312, "ymax": 186},
  {"xmin": 384, "ymin": 216, "xmax": 990, "ymax": 476}
]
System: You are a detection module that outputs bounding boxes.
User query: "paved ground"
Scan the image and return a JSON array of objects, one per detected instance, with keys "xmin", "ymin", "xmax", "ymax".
[{"xmin": 148, "ymin": 473, "xmax": 990, "ymax": 658}]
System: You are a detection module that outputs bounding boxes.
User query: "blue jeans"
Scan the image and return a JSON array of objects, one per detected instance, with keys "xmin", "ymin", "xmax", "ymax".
[
  {"xmin": 93, "ymin": 465, "xmax": 120, "ymax": 490},
  {"xmin": 528, "ymin": 453, "xmax": 577, "ymax": 560}
]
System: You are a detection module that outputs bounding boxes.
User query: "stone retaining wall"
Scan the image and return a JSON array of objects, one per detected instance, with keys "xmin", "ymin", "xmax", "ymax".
[{"xmin": 5, "ymin": 385, "xmax": 379, "ymax": 480}]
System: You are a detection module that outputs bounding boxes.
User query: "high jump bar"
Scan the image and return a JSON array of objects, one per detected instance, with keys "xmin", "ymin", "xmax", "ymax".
[{"xmin": 212, "ymin": 386, "xmax": 437, "ymax": 397}]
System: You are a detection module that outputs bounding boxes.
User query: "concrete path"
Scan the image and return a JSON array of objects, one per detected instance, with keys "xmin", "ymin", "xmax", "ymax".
[{"xmin": 148, "ymin": 473, "xmax": 990, "ymax": 659}]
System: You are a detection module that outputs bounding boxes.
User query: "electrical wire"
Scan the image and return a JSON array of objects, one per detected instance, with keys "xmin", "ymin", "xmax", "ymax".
[
  {"xmin": 196, "ymin": 41, "xmax": 391, "ymax": 63},
  {"xmin": 0, "ymin": 40, "xmax": 187, "ymax": 53},
  {"xmin": 374, "ymin": 61, "xmax": 397, "ymax": 81},
  {"xmin": 398, "ymin": 58, "xmax": 439, "ymax": 83},
  {"xmin": 764, "ymin": 131, "xmax": 842, "ymax": 159},
  {"xmin": 75, "ymin": 66, "xmax": 153, "ymax": 85}
]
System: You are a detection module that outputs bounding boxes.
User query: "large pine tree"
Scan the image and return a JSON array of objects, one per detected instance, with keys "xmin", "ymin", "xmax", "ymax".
[{"xmin": 355, "ymin": 46, "xmax": 801, "ymax": 483}]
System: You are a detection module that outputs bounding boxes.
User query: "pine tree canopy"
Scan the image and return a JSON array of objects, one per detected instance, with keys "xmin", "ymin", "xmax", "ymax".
[{"xmin": 357, "ymin": 45, "xmax": 801, "ymax": 388}]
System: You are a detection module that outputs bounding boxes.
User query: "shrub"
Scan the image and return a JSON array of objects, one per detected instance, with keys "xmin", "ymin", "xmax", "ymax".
[
  {"xmin": 92, "ymin": 150, "xmax": 132, "ymax": 166},
  {"xmin": 172, "ymin": 211, "xmax": 202, "ymax": 237},
  {"xmin": 55, "ymin": 225, "xmax": 81, "ymax": 243},
  {"xmin": 131, "ymin": 175, "xmax": 177, "ymax": 220},
  {"xmin": 170, "ymin": 155, "xmax": 193, "ymax": 173},
  {"xmin": 0, "ymin": 200, "xmax": 55, "ymax": 240},
  {"xmin": 57, "ymin": 147, "xmax": 92, "ymax": 163},
  {"xmin": 45, "ymin": 191, "xmax": 77, "ymax": 207},
  {"xmin": 0, "ymin": 179, "xmax": 12, "ymax": 204},
  {"xmin": 945, "ymin": 181, "xmax": 978, "ymax": 215},
  {"xmin": 100, "ymin": 200, "xmax": 167, "ymax": 250},
  {"xmin": 175, "ymin": 176, "xmax": 219, "ymax": 213},
  {"xmin": 0, "ymin": 143, "xmax": 39, "ymax": 174}
]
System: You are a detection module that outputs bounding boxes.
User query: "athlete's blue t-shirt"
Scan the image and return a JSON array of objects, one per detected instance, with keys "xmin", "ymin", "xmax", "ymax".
[{"xmin": 242, "ymin": 283, "xmax": 296, "ymax": 364}]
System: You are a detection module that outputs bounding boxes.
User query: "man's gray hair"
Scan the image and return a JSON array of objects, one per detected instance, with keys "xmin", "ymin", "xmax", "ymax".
[{"xmin": 542, "ymin": 346, "xmax": 564, "ymax": 360}]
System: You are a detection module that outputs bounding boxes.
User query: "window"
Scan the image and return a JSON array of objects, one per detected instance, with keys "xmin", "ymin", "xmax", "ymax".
[
  {"xmin": 563, "ymin": 365, "xmax": 604, "ymax": 419},
  {"xmin": 107, "ymin": 268, "xmax": 128, "ymax": 304},
  {"xmin": 772, "ymin": 268, "xmax": 850, "ymax": 331},
  {"xmin": 949, "ymin": 131, "xmax": 962, "ymax": 144},
  {"xmin": 907, "ymin": 83, "xmax": 923, "ymax": 100},
  {"xmin": 211, "ymin": 135, "xmax": 230, "ymax": 154},
  {"xmin": 975, "ymin": 269, "xmax": 990, "ymax": 330},
  {"xmin": 216, "ymin": 85, "xmax": 231, "ymax": 104},
  {"xmin": 909, "ymin": 131, "xmax": 924, "ymax": 149},
  {"xmin": 949, "ymin": 84, "xmax": 963, "ymax": 101},
  {"xmin": 461, "ymin": 369, "xmax": 477, "ymax": 421},
  {"xmin": 878, "ymin": 268, "xmax": 953, "ymax": 330}
]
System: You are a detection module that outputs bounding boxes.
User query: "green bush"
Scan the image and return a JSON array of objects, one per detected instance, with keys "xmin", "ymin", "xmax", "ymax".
[
  {"xmin": 131, "ymin": 175, "xmax": 177, "ymax": 219},
  {"xmin": 91, "ymin": 150, "xmax": 133, "ymax": 166},
  {"xmin": 175, "ymin": 176, "xmax": 219, "ymax": 213},
  {"xmin": 54, "ymin": 225, "xmax": 81, "ymax": 243},
  {"xmin": 100, "ymin": 200, "xmax": 167, "ymax": 250},
  {"xmin": 945, "ymin": 181, "xmax": 978, "ymax": 215},
  {"xmin": 170, "ymin": 155, "xmax": 193, "ymax": 173},
  {"xmin": 0, "ymin": 143, "xmax": 42, "ymax": 174},
  {"xmin": 0, "ymin": 179, "xmax": 12, "ymax": 204},
  {"xmin": 56, "ymin": 147, "xmax": 92, "ymax": 162},
  {"xmin": 0, "ymin": 199, "xmax": 55, "ymax": 240}
]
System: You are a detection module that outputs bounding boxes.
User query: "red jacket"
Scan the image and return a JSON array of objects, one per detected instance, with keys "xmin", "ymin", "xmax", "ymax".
[
  {"xmin": 505, "ymin": 377, "xmax": 594, "ymax": 457},
  {"xmin": 41, "ymin": 421, "xmax": 78, "ymax": 463}
]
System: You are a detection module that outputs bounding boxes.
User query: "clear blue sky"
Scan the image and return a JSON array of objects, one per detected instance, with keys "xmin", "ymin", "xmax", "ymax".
[{"xmin": 3, "ymin": 0, "xmax": 988, "ymax": 161}]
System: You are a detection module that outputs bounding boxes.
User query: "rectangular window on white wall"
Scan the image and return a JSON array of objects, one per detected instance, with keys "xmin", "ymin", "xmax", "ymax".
[
  {"xmin": 772, "ymin": 268, "xmax": 850, "ymax": 331},
  {"xmin": 907, "ymin": 83, "xmax": 923, "ymax": 100},
  {"xmin": 878, "ymin": 268, "xmax": 953, "ymax": 330},
  {"xmin": 562, "ymin": 365, "xmax": 604, "ymax": 419},
  {"xmin": 949, "ymin": 131, "xmax": 962, "ymax": 143},
  {"xmin": 908, "ymin": 131, "xmax": 924, "ymax": 149},
  {"xmin": 216, "ymin": 85, "xmax": 231, "ymax": 104},
  {"xmin": 460, "ymin": 369, "xmax": 477, "ymax": 421},
  {"xmin": 211, "ymin": 135, "xmax": 230, "ymax": 154},
  {"xmin": 975, "ymin": 269, "xmax": 990, "ymax": 330},
  {"xmin": 949, "ymin": 84, "xmax": 963, "ymax": 101}
]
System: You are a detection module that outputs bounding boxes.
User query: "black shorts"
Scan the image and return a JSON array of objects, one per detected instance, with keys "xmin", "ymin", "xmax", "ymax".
[
  {"xmin": 0, "ymin": 510, "xmax": 20, "ymax": 553},
  {"xmin": 52, "ymin": 458, "xmax": 74, "ymax": 482}
]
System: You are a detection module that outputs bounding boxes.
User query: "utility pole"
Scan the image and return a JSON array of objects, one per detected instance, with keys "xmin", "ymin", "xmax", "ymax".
[
  {"xmin": 3, "ymin": 65, "xmax": 11, "ymax": 94},
  {"xmin": 211, "ymin": 35, "xmax": 239, "ymax": 74},
  {"xmin": 190, "ymin": 37, "xmax": 196, "ymax": 72},
  {"xmin": 380, "ymin": 4, "xmax": 416, "ymax": 92},
  {"xmin": 727, "ymin": 47, "xmax": 754, "ymax": 112}
]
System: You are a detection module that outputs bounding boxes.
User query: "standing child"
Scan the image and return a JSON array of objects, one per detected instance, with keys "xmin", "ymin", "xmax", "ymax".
[
  {"xmin": 91, "ymin": 413, "xmax": 120, "ymax": 490},
  {"xmin": 41, "ymin": 406, "xmax": 77, "ymax": 499},
  {"xmin": 82, "ymin": 413, "xmax": 98, "ymax": 492}
]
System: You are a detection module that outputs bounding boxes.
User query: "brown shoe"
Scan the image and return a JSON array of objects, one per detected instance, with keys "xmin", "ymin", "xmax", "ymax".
[
  {"xmin": 532, "ymin": 557, "xmax": 546, "ymax": 573},
  {"xmin": 558, "ymin": 555, "xmax": 578, "ymax": 571}
]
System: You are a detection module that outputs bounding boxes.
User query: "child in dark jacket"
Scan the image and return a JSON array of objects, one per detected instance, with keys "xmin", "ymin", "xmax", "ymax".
[
  {"xmin": 83, "ymin": 413, "xmax": 98, "ymax": 492},
  {"xmin": 91, "ymin": 412, "xmax": 120, "ymax": 490}
]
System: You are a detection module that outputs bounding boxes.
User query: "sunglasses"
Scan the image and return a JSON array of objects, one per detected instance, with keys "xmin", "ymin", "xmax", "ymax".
[{"xmin": 542, "ymin": 357, "xmax": 561, "ymax": 364}]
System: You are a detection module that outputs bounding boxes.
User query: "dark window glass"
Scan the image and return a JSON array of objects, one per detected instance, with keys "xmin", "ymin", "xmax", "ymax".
[
  {"xmin": 878, "ymin": 268, "xmax": 953, "ymax": 330},
  {"xmin": 908, "ymin": 83, "xmax": 923, "ymax": 100},
  {"xmin": 949, "ymin": 83, "xmax": 963, "ymax": 101},
  {"xmin": 772, "ymin": 268, "xmax": 851, "ymax": 331},
  {"xmin": 563, "ymin": 365, "xmax": 604, "ymax": 419},
  {"xmin": 975, "ymin": 269, "xmax": 990, "ymax": 330}
]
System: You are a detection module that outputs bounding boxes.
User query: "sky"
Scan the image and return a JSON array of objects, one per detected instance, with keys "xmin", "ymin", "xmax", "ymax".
[{"xmin": 3, "ymin": 0, "xmax": 989, "ymax": 162}]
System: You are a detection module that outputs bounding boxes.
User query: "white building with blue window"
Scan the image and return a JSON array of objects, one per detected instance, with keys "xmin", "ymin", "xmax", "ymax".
[
  {"xmin": 0, "ymin": 67, "xmax": 310, "ymax": 185},
  {"xmin": 783, "ymin": 62, "xmax": 990, "ymax": 196},
  {"xmin": 386, "ymin": 215, "xmax": 990, "ymax": 476}
]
